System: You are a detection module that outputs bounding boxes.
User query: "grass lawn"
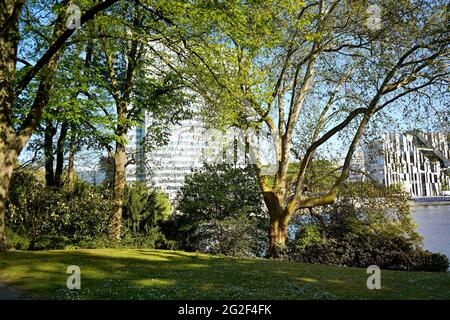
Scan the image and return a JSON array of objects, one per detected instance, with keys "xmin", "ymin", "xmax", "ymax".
[{"xmin": 0, "ymin": 248, "xmax": 449, "ymax": 299}]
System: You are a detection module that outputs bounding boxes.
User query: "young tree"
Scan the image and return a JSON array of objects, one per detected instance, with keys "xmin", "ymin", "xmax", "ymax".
[
  {"xmin": 123, "ymin": 182, "xmax": 171, "ymax": 236},
  {"xmin": 90, "ymin": 2, "xmax": 189, "ymax": 240},
  {"xmin": 0, "ymin": 0, "xmax": 120, "ymax": 249},
  {"xmin": 28, "ymin": 37, "xmax": 107, "ymax": 189},
  {"xmin": 144, "ymin": 0, "xmax": 449, "ymax": 255},
  {"xmin": 175, "ymin": 163, "xmax": 267, "ymax": 256}
]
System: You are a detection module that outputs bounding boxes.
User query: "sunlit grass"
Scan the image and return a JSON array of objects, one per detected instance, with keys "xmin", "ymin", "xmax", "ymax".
[{"xmin": 0, "ymin": 248, "xmax": 449, "ymax": 299}]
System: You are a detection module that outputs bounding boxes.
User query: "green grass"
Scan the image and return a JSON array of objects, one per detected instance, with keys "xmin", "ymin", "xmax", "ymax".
[{"xmin": 0, "ymin": 248, "xmax": 449, "ymax": 299}]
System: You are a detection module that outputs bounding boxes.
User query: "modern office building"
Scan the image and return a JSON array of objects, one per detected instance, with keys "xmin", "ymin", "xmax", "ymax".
[
  {"xmin": 363, "ymin": 132, "xmax": 450, "ymax": 197},
  {"xmin": 127, "ymin": 118, "xmax": 203, "ymax": 200},
  {"xmin": 126, "ymin": 116, "xmax": 247, "ymax": 200}
]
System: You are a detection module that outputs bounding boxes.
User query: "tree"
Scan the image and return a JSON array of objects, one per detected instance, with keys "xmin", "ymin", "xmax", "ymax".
[
  {"xmin": 297, "ymin": 181, "xmax": 420, "ymax": 241},
  {"xmin": 123, "ymin": 182, "xmax": 171, "ymax": 236},
  {"xmin": 144, "ymin": 0, "xmax": 449, "ymax": 255},
  {"xmin": 26, "ymin": 34, "xmax": 110, "ymax": 189},
  {"xmin": 88, "ymin": 1, "xmax": 189, "ymax": 240},
  {"xmin": 288, "ymin": 181, "xmax": 449, "ymax": 272},
  {"xmin": 0, "ymin": 0, "xmax": 121, "ymax": 249},
  {"xmin": 175, "ymin": 163, "xmax": 267, "ymax": 256}
]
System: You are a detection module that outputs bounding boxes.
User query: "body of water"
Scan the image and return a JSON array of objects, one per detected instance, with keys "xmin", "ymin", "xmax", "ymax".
[{"xmin": 411, "ymin": 204, "xmax": 450, "ymax": 259}]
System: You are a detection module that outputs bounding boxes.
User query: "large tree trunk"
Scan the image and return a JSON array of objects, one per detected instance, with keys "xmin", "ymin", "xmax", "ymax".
[
  {"xmin": 268, "ymin": 214, "xmax": 289, "ymax": 258},
  {"xmin": 103, "ymin": 15, "xmax": 140, "ymax": 240},
  {"xmin": 111, "ymin": 140, "xmax": 126, "ymax": 240},
  {"xmin": 0, "ymin": 145, "xmax": 18, "ymax": 250},
  {"xmin": 263, "ymin": 192, "xmax": 291, "ymax": 258},
  {"xmin": 0, "ymin": 0, "xmax": 23, "ymax": 250}
]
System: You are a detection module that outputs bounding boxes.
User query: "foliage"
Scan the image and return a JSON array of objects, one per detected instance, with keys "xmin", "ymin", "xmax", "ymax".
[
  {"xmin": 186, "ymin": 211, "xmax": 266, "ymax": 257},
  {"xmin": 4, "ymin": 227, "xmax": 30, "ymax": 250},
  {"xmin": 289, "ymin": 232, "xmax": 449, "ymax": 272},
  {"xmin": 287, "ymin": 181, "xmax": 448, "ymax": 272},
  {"xmin": 6, "ymin": 169, "xmax": 113, "ymax": 244},
  {"xmin": 292, "ymin": 225, "xmax": 322, "ymax": 251},
  {"xmin": 7, "ymin": 172, "xmax": 111, "ymax": 240},
  {"xmin": 120, "ymin": 183, "xmax": 172, "ymax": 248},
  {"xmin": 31, "ymin": 235, "xmax": 72, "ymax": 251},
  {"xmin": 174, "ymin": 163, "xmax": 268, "ymax": 256},
  {"xmin": 331, "ymin": 182, "xmax": 419, "ymax": 240},
  {"xmin": 123, "ymin": 183, "xmax": 171, "ymax": 235},
  {"xmin": 76, "ymin": 231, "xmax": 175, "ymax": 250},
  {"xmin": 6, "ymin": 170, "xmax": 175, "ymax": 250}
]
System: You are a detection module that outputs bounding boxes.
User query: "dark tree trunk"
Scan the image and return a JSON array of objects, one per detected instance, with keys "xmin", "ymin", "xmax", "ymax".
[
  {"xmin": 66, "ymin": 131, "xmax": 76, "ymax": 192},
  {"xmin": 0, "ymin": 0, "xmax": 23, "ymax": 250},
  {"xmin": 0, "ymin": 146, "xmax": 17, "ymax": 251},
  {"xmin": 44, "ymin": 119, "xmax": 57, "ymax": 186},
  {"xmin": 55, "ymin": 120, "xmax": 69, "ymax": 187}
]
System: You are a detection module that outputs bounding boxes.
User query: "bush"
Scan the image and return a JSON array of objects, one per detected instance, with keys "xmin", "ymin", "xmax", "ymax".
[
  {"xmin": 76, "ymin": 227, "xmax": 176, "ymax": 250},
  {"xmin": 120, "ymin": 229, "xmax": 167, "ymax": 249},
  {"xmin": 416, "ymin": 251, "xmax": 449, "ymax": 272},
  {"xmin": 288, "ymin": 232, "xmax": 449, "ymax": 272},
  {"xmin": 174, "ymin": 164, "xmax": 268, "ymax": 257},
  {"xmin": 122, "ymin": 183, "xmax": 171, "ymax": 235},
  {"xmin": 6, "ymin": 170, "xmax": 113, "ymax": 243},
  {"xmin": 285, "ymin": 181, "xmax": 450, "ymax": 272},
  {"xmin": 189, "ymin": 214, "xmax": 267, "ymax": 257},
  {"xmin": 6, "ymin": 170, "xmax": 175, "ymax": 250},
  {"xmin": 5, "ymin": 227, "xmax": 30, "ymax": 250},
  {"xmin": 31, "ymin": 235, "xmax": 72, "ymax": 250}
]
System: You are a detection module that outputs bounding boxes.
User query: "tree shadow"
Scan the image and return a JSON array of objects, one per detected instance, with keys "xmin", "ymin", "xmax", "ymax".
[{"xmin": 1, "ymin": 249, "xmax": 449, "ymax": 300}]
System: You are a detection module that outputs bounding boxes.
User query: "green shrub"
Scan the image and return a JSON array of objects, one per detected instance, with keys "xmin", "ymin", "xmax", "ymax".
[
  {"xmin": 6, "ymin": 170, "xmax": 175, "ymax": 250},
  {"xmin": 122, "ymin": 183, "xmax": 171, "ymax": 235},
  {"xmin": 76, "ymin": 227, "xmax": 175, "ymax": 250},
  {"xmin": 6, "ymin": 170, "xmax": 113, "ymax": 242},
  {"xmin": 31, "ymin": 235, "xmax": 72, "ymax": 250},
  {"xmin": 188, "ymin": 214, "xmax": 267, "ymax": 257},
  {"xmin": 174, "ymin": 164, "xmax": 268, "ymax": 257},
  {"xmin": 293, "ymin": 225, "xmax": 323, "ymax": 251},
  {"xmin": 288, "ymin": 232, "xmax": 449, "ymax": 272},
  {"xmin": 416, "ymin": 251, "xmax": 449, "ymax": 272},
  {"xmin": 5, "ymin": 227, "xmax": 30, "ymax": 250},
  {"xmin": 76, "ymin": 236, "xmax": 112, "ymax": 249},
  {"xmin": 285, "ymin": 181, "xmax": 450, "ymax": 272}
]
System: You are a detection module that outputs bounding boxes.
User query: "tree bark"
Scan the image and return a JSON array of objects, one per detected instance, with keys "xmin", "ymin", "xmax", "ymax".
[
  {"xmin": 0, "ymin": 0, "xmax": 24, "ymax": 250},
  {"xmin": 44, "ymin": 119, "xmax": 57, "ymax": 186},
  {"xmin": 103, "ymin": 20, "xmax": 140, "ymax": 239},
  {"xmin": 263, "ymin": 191, "xmax": 290, "ymax": 257},
  {"xmin": 66, "ymin": 131, "xmax": 76, "ymax": 192},
  {"xmin": 0, "ymin": 145, "xmax": 18, "ymax": 250},
  {"xmin": 111, "ymin": 138, "xmax": 126, "ymax": 240},
  {"xmin": 268, "ymin": 215, "xmax": 289, "ymax": 257},
  {"xmin": 55, "ymin": 120, "xmax": 69, "ymax": 187}
]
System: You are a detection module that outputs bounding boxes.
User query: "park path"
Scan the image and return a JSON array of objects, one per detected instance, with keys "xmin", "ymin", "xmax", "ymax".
[{"xmin": 0, "ymin": 282, "xmax": 32, "ymax": 300}]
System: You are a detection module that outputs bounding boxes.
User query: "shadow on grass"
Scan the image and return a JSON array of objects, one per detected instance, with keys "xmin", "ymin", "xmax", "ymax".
[{"xmin": 0, "ymin": 249, "xmax": 449, "ymax": 300}]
